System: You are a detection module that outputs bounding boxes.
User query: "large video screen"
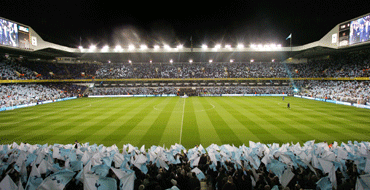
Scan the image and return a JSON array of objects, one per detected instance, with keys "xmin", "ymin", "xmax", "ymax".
[
  {"xmin": 349, "ymin": 14, "xmax": 370, "ymax": 45},
  {"xmin": 18, "ymin": 25, "xmax": 30, "ymax": 49},
  {"xmin": 0, "ymin": 18, "xmax": 18, "ymax": 47}
]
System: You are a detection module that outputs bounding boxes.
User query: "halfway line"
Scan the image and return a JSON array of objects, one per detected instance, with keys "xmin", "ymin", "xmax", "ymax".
[{"xmin": 179, "ymin": 98, "xmax": 186, "ymax": 144}]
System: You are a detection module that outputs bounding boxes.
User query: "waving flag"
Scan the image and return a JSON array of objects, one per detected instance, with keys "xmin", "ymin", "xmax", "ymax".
[{"xmin": 286, "ymin": 33, "xmax": 292, "ymax": 40}]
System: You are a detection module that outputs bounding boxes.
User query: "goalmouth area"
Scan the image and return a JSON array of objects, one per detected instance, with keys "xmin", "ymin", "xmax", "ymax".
[{"xmin": 1, "ymin": 96, "xmax": 369, "ymax": 148}]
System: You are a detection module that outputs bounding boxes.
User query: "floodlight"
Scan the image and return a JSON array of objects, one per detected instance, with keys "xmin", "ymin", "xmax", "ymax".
[
  {"xmin": 189, "ymin": 59, "xmax": 193, "ymax": 63},
  {"xmin": 101, "ymin": 45, "xmax": 109, "ymax": 52},
  {"xmin": 78, "ymin": 46, "xmax": 83, "ymax": 50},
  {"xmin": 114, "ymin": 45, "xmax": 123, "ymax": 52},
  {"xmin": 225, "ymin": 44, "xmax": 231, "ymax": 49},
  {"xmin": 128, "ymin": 44, "xmax": 135, "ymax": 50},
  {"xmin": 140, "ymin": 44, "xmax": 148, "ymax": 50},
  {"xmin": 250, "ymin": 59, "xmax": 254, "ymax": 62},
  {"xmin": 272, "ymin": 59, "xmax": 275, "ymax": 62},
  {"xmin": 250, "ymin": 44, "xmax": 257, "ymax": 49},
  {"xmin": 154, "ymin": 45, "xmax": 160, "ymax": 50},
  {"xmin": 258, "ymin": 44, "xmax": 263, "ymax": 49},
  {"xmin": 202, "ymin": 44, "xmax": 208, "ymax": 49},
  {"xmin": 237, "ymin": 44, "xmax": 244, "ymax": 49},
  {"xmin": 128, "ymin": 60, "xmax": 132, "ymax": 64},
  {"xmin": 150, "ymin": 60, "xmax": 152, "ymax": 63},
  {"xmin": 164, "ymin": 44, "xmax": 171, "ymax": 50},
  {"xmin": 169, "ymin": 59, "xmax": 173, "ymax": 63},
  {"xmin": 89, "ymin": 45, "xmax": 96, "ymax": 51},
  {"xmin": 177, "ymin": 44, "xmax": 183, "ymax": 49},
  {"xmin": 277, "ymin": 44, "xmax": 282, "ymax": 48},
  {"xmin": 214, "ymin": 44, "xmax": 221, "ymax": 49},
  {"xmin": 230, "ymin": 59, "xmax": 234, "ymax": 63},
  {"xmin": 270, "ymin": 44, "xmax": 277, "ymax": 49},
  {"xmin": 209, "ymin": 59, "xmax": 213, "ymax": 63}
]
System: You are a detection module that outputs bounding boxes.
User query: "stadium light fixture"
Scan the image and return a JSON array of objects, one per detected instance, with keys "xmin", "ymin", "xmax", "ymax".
[
  {"xmin": 189, "ymin": 59, "xmax": 193, "ymax": 64},
  {"xmin": 169, "ymin": 59, "xmax": 173, "ymax": 63},
  {"xmin": 177, "ymin": 44, "xmax": 183, "ymax": 49},
  {"xmin": 89, "ymin": 45, "xmax": 96, "ymax": 51},
  {"xmin": 78, "ymin": 46, "xmax": 83, "ymax": 50},
  {"xmin": 225, "ymin": 44, "xmax": 231, "ymax": 49},
  {"xmin": 250, "ymin": 59, "xmax": 254, "ymax": 63},
  {"xmin": 277, "ymin": 44, "xmax": 282, "ymax": 48},
  {"xmin": 258, "ymin": 44, "xmax": 263, "ymax": 49},
  {"xmin": 128, "ymin": 60, "xmax": 132, "ymax": 64},
  {"xmin": 101, "ymin": 45, "xmax": 109, "ymax": 52},
  {"xmin": 164, "ymin": 44, "xmax": 171, "ymax": 50},
  {"xmin": 270, "ymin": 44, "xmax": 277, "ymax": 49},
  {"xmin": 202, "ymin": 44, "xmax": 208, "ymax": 49},
  {"xmin": 114, "ymin": 45, "xmax": 123, "ymax": 52},
  {"xmin": 237, "ymin": 44, "xmax": 244, "ymax": 49},
  {"xmin": 209, "ymin": 59, "xmax": 213, "ymax": 63},
  {"xmin": 250, "ymin": 44, "xmax": 257, "ymax": 49},
  {"xmin": 230, "ymin": 59, "xmax": 234, "ymax": 63},
  {"xmin": 272, "ymin": 59, "xmax": 275, "ymax": 62},
  {"xmin": 128, "ymin": 44, "xmax": 135, "ymax": 50},
  {"xmin": 214, "ymin": 44, "xmax": 221, "ymax": 49},
  {"xmin": 140, "ymin": 44, "xmax": 148, "ymax": 50},
  {"xmin": 154, "ymin": 45, "xmax": 160, "ymax": 50}
]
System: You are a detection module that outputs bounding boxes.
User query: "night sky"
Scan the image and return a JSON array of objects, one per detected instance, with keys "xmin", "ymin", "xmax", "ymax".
[{"xmin": 1, "ymin": 0, "xmax": 369, "ymax": 48}]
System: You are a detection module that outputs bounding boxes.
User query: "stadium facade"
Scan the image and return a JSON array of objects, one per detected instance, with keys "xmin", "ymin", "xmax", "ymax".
[{"xmin": 0, "ymin": 13, "xmax": 370, "ymax": 63}]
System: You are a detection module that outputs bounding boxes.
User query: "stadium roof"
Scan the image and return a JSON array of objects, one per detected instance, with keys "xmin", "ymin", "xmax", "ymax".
[{"xmin": 0, "ymin": 12, "xmax": 369, "ymax": 62}]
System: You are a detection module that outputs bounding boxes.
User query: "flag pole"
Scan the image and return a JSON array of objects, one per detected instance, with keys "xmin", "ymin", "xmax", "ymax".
[{"xmin": 190, "ymin": 36, "xmax": 193, "ymax": 53}]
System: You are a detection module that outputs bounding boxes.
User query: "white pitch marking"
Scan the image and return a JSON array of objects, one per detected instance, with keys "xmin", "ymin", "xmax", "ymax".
[{"xmin": 179, "ymin": 98, "xmax": 186, "ymax": 144}]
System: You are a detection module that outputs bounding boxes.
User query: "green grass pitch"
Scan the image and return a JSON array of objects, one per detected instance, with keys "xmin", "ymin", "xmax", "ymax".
[{"xmin": 0, "ymin": 96, "xmax": 369, "ymax": 148}]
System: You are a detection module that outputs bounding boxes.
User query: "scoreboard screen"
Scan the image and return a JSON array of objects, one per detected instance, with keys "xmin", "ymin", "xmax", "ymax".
[
  {"xmin": 0, "ymin": 18, "xmax": 31, "ymax": 49},
  {"xmin": 349, "ymin": 14, "xmax": 370, "ymax": 45},
  {"xmin": 18, "ymin": 25, "xmax": 30, "ymax": 49},
  {"xmin": 0, "ymin": 18, "xmax": 18, "ymax": 47}
]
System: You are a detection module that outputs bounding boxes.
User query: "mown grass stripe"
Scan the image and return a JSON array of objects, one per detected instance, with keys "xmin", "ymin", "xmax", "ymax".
[
  {"xmin": 200, "ymin": 97, "xmax": 242, "ymax": 146},
  {"xmin": 180, "ymin": 98, "xmax": 201, "ymax": 148},
  {"xmin": 39, "ymin": 98, "xmax": 134, "ymax": 145},
  {"xmin": 215, "ymin": 97, "xmax": 278, "ymax": 144},
  {"xmin": 99, "ymin": 97, "xmax": 167, "ymax": 146},
  {"xmin": 227, "ymin": 97, "xmax": 301, "ymax": 143},
  {"xmin": 0, "ymin": 98, "xmax": 107, "ymax": 144},
  {"xmin": 191, "ymin": 97, "xmax": 222, "ymax": 147},
  {"xmin": 257, "ymin": 97, "xmax": 368, "ymax": 143},
  {"xmin": 64, "ymin": 98, "xmax": 148, "ymax": 144},
  {"xmin": 138, "ymin": 97, "xmax": 179, "ymax": 147}
]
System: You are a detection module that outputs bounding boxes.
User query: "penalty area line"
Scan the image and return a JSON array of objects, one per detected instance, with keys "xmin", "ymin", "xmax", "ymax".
[{"xmin": 179, "ymin": 98, "xmax": 186, "ymax": 145}]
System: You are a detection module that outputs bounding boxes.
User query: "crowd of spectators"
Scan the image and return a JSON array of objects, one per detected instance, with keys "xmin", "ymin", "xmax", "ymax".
[
  {"xmin": 0, "ymin": 84, "xmax": 83, "ymax": 108},
  {"xmin": 197, "ymin": 87, "xmax": 293, "ymax": 95},
  {"xmin": 0, "ymin": 60, "xmax": 37, "ymax": 80},
  {"xmin": 0, "ymin": 141, "xmax": 367, "ymax": 190},
  {"xmin": 94, "ymin": 62, "xmax": 294, "ymax": 79},
  {"xmin": 1, "ymin": 49, "xmax": 370, "ymax": 80},
  {"xmin": 92, "ymin": 87, "xmax": 178, "ymax": 95},
  {"xmin": 93, "ymin": 53, "xmax": 370, "ymax": 79},
  {"xmin": 299, "ymin": 81, "xmax": 370, "ymax": 104}
]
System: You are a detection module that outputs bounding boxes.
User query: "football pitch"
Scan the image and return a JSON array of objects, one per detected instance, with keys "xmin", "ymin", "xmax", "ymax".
[{"xmin": 0, "ymin": 96, "xmax": 369, "ymax": 148}]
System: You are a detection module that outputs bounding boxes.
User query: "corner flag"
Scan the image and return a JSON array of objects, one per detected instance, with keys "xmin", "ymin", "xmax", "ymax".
[{"xmin": 286, "ymin": 33, "xmax": 292, "ymax": 40}]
